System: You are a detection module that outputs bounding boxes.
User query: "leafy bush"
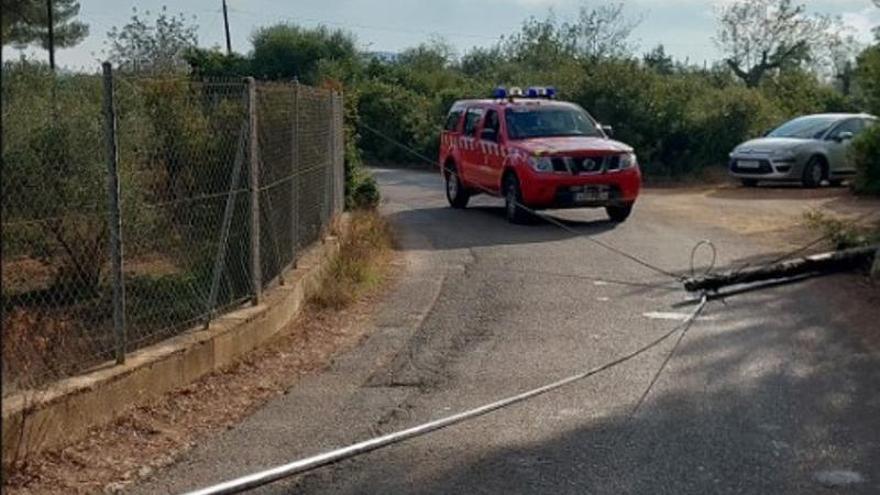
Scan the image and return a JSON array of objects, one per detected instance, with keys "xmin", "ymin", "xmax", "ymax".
[{"xmin": 851, "ymin": 124, "xmax": 880, "ymax": 195}]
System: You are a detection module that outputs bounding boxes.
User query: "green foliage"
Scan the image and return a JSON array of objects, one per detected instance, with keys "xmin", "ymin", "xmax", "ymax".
[
  {"xmin": 851, "ymin": 124, "xmax": 880, "ymax": 195},
  {"xmin": 761, "ymin": 69, "xmax": 856, "ymax": 115},
  {"xmin": 184, "ymin": 48, "xmax": 251, "ymax": 78},
  {"xmin": 855, "ymin": 44, "xmax": 880, "ymax": 115},
  {"xmin": 250, "ymin": 24, "xmax": 357, "ymax": 84},
  {"xmin": 1, "ymin": 0, "xmax": 88, "ymax": 50},
  {"xmin": 106, "ymin": 6, "xmax": 198, "ymax": 74}
]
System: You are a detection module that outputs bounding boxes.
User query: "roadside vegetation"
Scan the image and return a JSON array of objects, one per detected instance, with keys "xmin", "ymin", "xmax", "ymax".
[
  {"xmin": 5, "ymin": 0, "xmax": 880, "ymax": 194},
  {"xmin": 310, "ymin": 210, "xmax": 394, "ymax": 310},
  {"xmin": 184, "ymin": 1, "xmax": 880, "ymax": 189}
]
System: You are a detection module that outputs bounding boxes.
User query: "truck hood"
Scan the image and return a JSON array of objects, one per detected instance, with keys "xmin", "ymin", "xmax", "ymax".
[
  {"xmin": 511, "ymin": 136, "xmax": 633, "ymax": 156},
  {"xmin": 732, "ymin": 137, "xmax": 809, "ymax": 155}
]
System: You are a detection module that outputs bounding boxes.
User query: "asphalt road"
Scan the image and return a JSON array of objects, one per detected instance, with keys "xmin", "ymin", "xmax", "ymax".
[{"xmin": 135, "ymin": 168, "xmax": 880, "ymax": 495}]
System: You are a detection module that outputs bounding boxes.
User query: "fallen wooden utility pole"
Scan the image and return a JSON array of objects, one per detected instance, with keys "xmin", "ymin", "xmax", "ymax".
[{"xmin": 684, "ymin": 245, "xmax": 879, "ymax": 293}]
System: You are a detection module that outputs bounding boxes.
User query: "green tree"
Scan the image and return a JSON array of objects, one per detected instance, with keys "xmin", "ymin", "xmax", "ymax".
[
  {"xmin": 250, "ymin": 24, "xmax": 358, "ymax": 83},
  {"xmin": 1, "ymin": 0, "xmax": 88, "ymax": 69},
  {"xmin": 855, "ymin": 44, "xmax": 880, "ymax": 114},
  {"xmin": 106, "ymin": 6, "xmax": 198, "ymax": 73},
  {"xmin": 715, "ymin": 0, "xmax": 831, "ymax": 87},
  {"xmin": 643, "ymin": 44, "xmax": 675, "ymax": 75}
]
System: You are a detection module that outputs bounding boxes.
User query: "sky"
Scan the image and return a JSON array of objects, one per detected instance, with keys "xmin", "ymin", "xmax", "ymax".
[{"xmin": 4, "ymin": 0, "xmax": 880, "ymax": 72}]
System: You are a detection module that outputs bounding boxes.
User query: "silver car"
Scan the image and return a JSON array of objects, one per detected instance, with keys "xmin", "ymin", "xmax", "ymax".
[{"xmin": 729, "ymin": 113, "xmax": 878, "ymax": 187}]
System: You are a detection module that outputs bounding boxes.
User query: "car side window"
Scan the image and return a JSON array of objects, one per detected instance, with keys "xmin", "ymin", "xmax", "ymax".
[
  {"xmin": 444, "ymin": 110, "xmax": 463, "ymax": 132},
  {"xmin": 482, "ymin": 110, "xmax": 500, "ymax": 141},
  {"xmin": 464, "ymin": 108, "xmax": 484, "ymax": 137},
  {"xmin": 829, "ymin": 119, "xmax": 864, "ymax": 139}
]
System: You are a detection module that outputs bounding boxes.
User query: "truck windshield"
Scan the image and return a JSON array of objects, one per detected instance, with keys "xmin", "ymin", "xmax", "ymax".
[
  {"xmin": 505, "ymin": 106, "xmax": 601, "ymax": 139},
  {"xmin": 768, "ymin": 116, "xmax": 839, "ymax": 139}
]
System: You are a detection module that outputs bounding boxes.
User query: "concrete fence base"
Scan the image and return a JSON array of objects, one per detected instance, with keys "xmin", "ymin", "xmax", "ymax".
[{"xmin": 2, "ymin": 218, "xmax": 347, "ymax": 468}]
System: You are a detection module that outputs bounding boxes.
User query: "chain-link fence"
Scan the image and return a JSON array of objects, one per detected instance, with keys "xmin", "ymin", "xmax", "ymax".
[{"xmin": 1, "ymin": 65, "xmax": 345, "ymax": 396}]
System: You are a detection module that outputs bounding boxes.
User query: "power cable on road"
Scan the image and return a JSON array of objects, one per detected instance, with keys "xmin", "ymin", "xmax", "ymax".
[{"xmin": 182, "ymin": 296, "xmax": 709, "ymax": 495}]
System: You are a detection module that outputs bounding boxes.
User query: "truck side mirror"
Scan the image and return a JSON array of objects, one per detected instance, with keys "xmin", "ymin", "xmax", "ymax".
[{"xmin": 600, "ymin": 124, "xmax": 614, "ymax": 138}]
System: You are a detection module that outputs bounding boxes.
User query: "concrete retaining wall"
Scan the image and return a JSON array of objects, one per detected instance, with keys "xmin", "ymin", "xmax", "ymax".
[{"xmin": 2, "ymin": 223, "xmax": 345, "ymax": 468}]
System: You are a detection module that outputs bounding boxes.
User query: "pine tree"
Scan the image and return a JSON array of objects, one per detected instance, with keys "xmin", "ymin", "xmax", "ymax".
[{"xmin": 1, "ymin": 0, "xmax": 89, "ymax": 69}]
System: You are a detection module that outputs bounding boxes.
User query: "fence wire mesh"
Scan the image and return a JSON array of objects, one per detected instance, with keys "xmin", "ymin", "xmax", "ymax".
[{"xmin": 1, "ymin": 70, "xmax": 344, "ymax": 396}]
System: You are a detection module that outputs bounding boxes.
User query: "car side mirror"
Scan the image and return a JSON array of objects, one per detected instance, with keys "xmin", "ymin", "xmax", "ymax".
[
  {"xmin": 480, "ymin": 128, "xmax": 498, "ymax": 142},
  {"xmin": 600, "ymin": 124, "xmax": 614, "ymax": 138},
  {"xmin": 834, "ymin": 131, "xmax": 854, "ymax": 143}
]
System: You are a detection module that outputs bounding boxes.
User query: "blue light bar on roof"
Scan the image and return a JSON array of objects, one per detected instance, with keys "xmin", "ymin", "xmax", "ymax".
[{"xmin": 492, "ymin": 85, "xmax": 557, "ymax": 100}]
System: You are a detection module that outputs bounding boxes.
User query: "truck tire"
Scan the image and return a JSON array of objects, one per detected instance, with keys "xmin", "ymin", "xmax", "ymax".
[
  {"xmin": 445, "ymin": 164, "xmax": 470, "ymax": 208},
  {"xmin": 504, "ymin": 175, "xmax": 530, "ymax": 224},
  {"xmin": 606, "ymin": 203, "xmax": 633, "ymax": 223}
]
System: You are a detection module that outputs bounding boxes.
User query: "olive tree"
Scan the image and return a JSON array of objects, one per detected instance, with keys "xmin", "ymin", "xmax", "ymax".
[
  {"xmin": 106, "ymin": 6, "xmax": 198, "ymax": 74},
  {"xmin": 715, "ymin": 0, "xmax": 832, "ymax": 87}
]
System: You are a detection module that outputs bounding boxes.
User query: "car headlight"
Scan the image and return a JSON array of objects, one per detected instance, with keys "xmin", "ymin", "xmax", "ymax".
[
  {"xmin": 529, "ymin": 156, "xmax": 554, "ymax": 173},
  {"xmin": 770, "ymin": 150, "xmax": 796, "ymax": 161},
  {"xmin": 620, "ymin": 152, "xmax": 638, "ymax": 169}
]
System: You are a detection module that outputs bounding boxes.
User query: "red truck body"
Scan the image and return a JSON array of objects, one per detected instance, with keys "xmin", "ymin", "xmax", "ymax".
[{"xmin": 439, "ymin": 96, "xmax": 641, "ymax": 223}]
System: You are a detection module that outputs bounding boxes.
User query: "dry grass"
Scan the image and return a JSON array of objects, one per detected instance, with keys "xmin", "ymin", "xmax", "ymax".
[
  {"xmin": 310, "ymin": 210, "xmax": 394, "ymax": 310},
  {"xmin": 1, "ymin": 210, "xmax": 398, "ymax": 494}
]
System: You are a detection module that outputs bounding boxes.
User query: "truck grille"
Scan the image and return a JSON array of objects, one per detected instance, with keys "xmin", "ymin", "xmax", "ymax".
[{"xmin": 551, "ymin": 155, "xmax": 621, "ymax": 174}]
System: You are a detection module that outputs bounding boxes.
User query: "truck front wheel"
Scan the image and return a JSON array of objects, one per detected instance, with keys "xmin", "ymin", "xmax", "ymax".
[{"xmin": 606, "ymin": 203, "xmax": 633, "ymax": 223}]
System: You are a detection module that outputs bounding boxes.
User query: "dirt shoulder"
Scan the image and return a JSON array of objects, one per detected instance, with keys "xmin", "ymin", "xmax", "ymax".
[
  {"xmin": 641, "ymin": 184, "xmax": 880, "ymax": 250},
  {"xmin": 2, "ymin": 214, "xmax": 402, "ymax": 495}
]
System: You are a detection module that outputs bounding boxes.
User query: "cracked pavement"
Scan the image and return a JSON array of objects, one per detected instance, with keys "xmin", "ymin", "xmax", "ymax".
[{"xmin": 133, "ymin": 167, "xmax": 880, "ymax": 495}]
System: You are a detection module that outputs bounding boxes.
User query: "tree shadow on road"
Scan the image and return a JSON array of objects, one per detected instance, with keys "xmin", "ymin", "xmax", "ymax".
[{"xmin": 286, "ymin": 277, "xmax": 880, "ymax": 495}]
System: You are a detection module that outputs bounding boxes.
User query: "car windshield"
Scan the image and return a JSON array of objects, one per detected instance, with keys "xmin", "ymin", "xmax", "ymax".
[
  {"xmin": 767, "ymin": 116, "xmax": 840, "ymax": 139},
  {"xmin": 505, "ymin": 106, "xmax": 602, "ymax": 139}
]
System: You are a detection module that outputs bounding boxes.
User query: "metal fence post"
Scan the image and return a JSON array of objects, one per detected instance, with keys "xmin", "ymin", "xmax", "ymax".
[
  {"xmin": 247, "ymin": 77, "xmax": 262, "ymax": 304},
  {"xmin": 102, "ymin": 62, "xmax": 126, "ymax": 365},
  {"xmin": 291, "ymin": 80, "xmax": 300, "ymax": 267},
  {"xmin": 335, "ymin": 91, "xmax": 345, "ymax": 215}
]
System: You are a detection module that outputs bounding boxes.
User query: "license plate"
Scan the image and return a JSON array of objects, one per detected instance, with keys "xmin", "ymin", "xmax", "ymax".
[
  {"xmin": 738, "ymin": 160, "xmax": 761, "ymax": 169},
  {"xmin": 574, "ymin": 187, "xmax": 609, "ymax": 202}
]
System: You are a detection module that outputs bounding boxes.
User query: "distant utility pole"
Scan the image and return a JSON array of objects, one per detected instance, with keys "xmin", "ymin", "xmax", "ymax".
[
  {"xmin": 222, "ymin": 0, "xmax": 232, "ymax": 55},
  {"xmin": 46, "ymin": 0, "xmax": 55, "ymax": 70}
]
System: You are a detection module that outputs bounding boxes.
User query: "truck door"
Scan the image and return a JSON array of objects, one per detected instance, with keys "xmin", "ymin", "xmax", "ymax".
[
  {"xmin": 478, "ymin": 108, "xmax": 504, "ymax": 192},
  {"xmin": 460, "ymin": 107, "xmax": 484, "ymax": 186}
]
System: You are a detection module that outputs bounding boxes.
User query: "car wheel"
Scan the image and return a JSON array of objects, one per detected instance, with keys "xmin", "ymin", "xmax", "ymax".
[
  {"xmin": 445, "ymin": 164, "xmax": 470, "ymax": 208},
  {"xmin": 504, "ymin": 175, "xmax": 530, "ymax": 224},
  {"xmin": 606, "ymin": 203, "xmax": 634, "ymax": 223},
  {"xmin": 802, "ymin": 157, "xmax": 826, "ymax": 188},
  {"xmin": 741, "ymin": 179, "xmax": 759, "ymax": 188}
]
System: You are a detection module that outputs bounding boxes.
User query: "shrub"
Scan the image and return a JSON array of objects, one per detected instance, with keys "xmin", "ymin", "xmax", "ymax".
[{"xmin": 851, "ymin": 124, "xmax": 880, "ymax": 195}]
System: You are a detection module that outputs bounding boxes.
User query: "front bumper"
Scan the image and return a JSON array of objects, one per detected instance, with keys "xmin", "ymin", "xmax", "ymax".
[
  {"xmin": 728, "ymin": 155, "xmax": 802, "ymax": 180},
  {"xmin": 518, "ymin": 166, "xmax": 641, "ymax": 209}
]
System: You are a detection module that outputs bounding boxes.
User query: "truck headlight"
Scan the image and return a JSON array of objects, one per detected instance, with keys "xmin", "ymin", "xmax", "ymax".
[
  {"xmin": 529, "ymin": 156, "xmax": 554, "ymax": 173},
  {"xmin": 620, "ymin": 152, "xmax": 638, "ymax": 169}
]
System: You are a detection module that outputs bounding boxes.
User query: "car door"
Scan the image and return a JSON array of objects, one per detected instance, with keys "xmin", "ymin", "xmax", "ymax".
[
  {"xmin": 825, "ymin": 118, "xmax": 865, "ymax": 175},
  {"xmin": 477, "ymin": 108, "xmax": 504, "ymax": 192},
  {"xmin": 460, "ymin": 107, "xmax": 484, "ymax": 186}
]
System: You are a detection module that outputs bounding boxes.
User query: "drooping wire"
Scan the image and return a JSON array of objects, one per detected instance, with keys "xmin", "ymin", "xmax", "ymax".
[
  {"xmin": 182, "ymin": 296, "xmax": 709, "ymax": 495},
  {"xmin": 358, "ymin": 122, "xmax": 687, "ymax": 283},
  {"xmin": 718, "ymin": 209, "xmax": 880, "ymax": 289},
  {"xmin": 689, "ymin": 240, "xmax": 717, "ymax": 278}
]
